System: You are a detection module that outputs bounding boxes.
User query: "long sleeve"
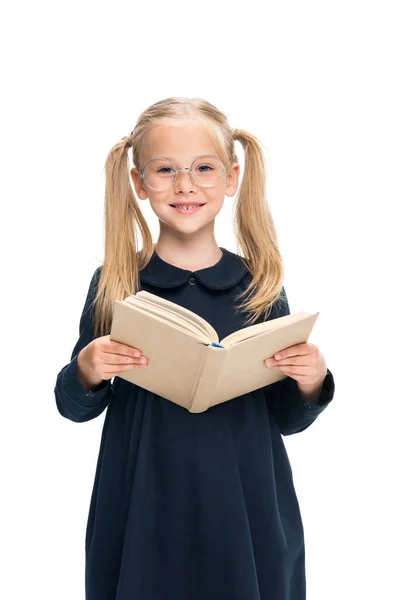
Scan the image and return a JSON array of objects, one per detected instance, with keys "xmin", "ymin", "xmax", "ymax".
[
  {"xmin": 54, "ymin": 266, "xmax": 114, "ymax": 423},
  {"xmin": 264, "ymin": 286, "xmax": 335, "ymax": 436}
]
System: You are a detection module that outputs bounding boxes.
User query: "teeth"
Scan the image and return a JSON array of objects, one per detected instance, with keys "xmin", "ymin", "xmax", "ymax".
[{"xmin": 173, "ymin": 205, "xmax": 201, "ymax": 210}]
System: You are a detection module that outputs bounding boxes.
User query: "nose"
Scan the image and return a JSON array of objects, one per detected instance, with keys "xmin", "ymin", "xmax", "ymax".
[{"xmin": 173, "ymin": 168, "xmax": 196, "ymax": 191}]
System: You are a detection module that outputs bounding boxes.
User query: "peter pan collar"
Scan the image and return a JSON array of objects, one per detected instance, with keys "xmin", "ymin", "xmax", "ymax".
[{"xmin": 139, "ymin": 247, "xmax": 249, "ymax": 290}]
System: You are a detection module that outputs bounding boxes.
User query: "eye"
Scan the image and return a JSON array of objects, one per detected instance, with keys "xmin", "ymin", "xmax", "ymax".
[
  {"xmin": 196, "ymin": 164, "xmax": 214, "ymax": 172},
  {"xmin": 157, "ymin": 167, "xmax": 174, "ymax": 174}
]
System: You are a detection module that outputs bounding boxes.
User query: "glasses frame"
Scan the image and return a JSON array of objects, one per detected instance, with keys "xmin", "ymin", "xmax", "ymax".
[{"xmin": 140, "ymin": 153, "xmax": 230, "ymax": 191}]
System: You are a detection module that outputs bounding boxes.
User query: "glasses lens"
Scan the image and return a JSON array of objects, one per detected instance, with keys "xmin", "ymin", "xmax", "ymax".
[
  {"xmin": 143, "ymin": 159, "xmax": 175, "ymax": 190},
  {"xmin": 191, "ymin": 155, "xmax": 223, "ymax": 186},
  {"xmin": 143, "ymin": 155, "xmax": 224, "ymax": 190}
]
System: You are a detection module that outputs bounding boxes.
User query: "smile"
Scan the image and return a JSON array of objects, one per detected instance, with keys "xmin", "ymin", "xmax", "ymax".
[{"xmin": 170, "ymin": 204, "xmax": 205, "ymax": 214}]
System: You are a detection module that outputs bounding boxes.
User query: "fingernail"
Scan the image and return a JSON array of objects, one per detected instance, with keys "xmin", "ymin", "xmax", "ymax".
[
  {"xmin": 134, "ymin": 351, "xmax": 141, "ymax": 357},
  {"xmin": 266, "ymin": 360, "xmax": 273, "ymax": 367},
  {"xmin": 275, "ymin": 354, "xmax": 281, "ymax": 360}
]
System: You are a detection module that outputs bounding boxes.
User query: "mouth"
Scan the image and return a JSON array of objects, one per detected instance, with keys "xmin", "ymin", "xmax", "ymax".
[{"xmin": 169, "ymin": 203, "xmax": 205, "ymax": 215}]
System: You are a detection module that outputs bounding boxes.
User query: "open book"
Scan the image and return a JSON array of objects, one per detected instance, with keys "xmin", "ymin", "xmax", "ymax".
[{"xmin": 110, "ymin": 290, "xmax": 319, "ymax": 413}]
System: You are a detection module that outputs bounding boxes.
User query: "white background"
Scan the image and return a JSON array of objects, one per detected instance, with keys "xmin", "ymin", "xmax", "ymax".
[{"xmin": 1, "ymin": 1, "xmax": 399, "ymax": 598}]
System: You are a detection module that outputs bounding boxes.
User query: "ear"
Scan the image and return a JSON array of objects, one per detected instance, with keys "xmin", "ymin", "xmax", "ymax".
[
  {"xmin": 225, "ymin": 162, "xmax": 240, "ymax": 197},
  {"xmin": 130, "ymin": 167, "xmax": 149, "ymax": 200}
]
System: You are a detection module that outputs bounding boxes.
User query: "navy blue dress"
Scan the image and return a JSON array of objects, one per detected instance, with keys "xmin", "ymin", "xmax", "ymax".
[{"xmin": 54, "ymin": 247, "xmax": 335, "ymax": 600}]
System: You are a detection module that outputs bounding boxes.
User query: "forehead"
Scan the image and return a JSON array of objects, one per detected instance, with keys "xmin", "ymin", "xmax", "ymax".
[{"xmin": 142, "ymin": 120, "xmax": 218, "ymax": 164}]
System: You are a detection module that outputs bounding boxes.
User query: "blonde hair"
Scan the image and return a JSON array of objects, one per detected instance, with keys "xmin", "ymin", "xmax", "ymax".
[{"xmin": 92, "ymin": 96, "xmax": 285, "ymax": 338}]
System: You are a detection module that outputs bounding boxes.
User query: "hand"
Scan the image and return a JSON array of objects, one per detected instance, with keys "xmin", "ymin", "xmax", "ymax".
[
  {"xmin": 78, "ymin": 334, "xmax": 148, "ymax": 385},
  {"xmin": 264, "ymin": 342, "xmax": 327, "ymax": 388}
]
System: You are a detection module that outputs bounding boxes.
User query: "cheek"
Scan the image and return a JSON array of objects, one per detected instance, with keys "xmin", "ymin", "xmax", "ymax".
[
  {"xmin": 202, "ymin": 196, "xmax": 225, "ymax": 219},
  {"xmin": 203, "ymin": 185, "xmax": 226, "ymax": 203},
  {"xmin": 147, "ymin": 193, "xmax": 169, "ymax": 212}
]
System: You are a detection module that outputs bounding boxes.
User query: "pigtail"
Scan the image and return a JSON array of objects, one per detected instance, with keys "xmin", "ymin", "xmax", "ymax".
[
  {"xmin": 92, "ymin": 135, "xmax": 153, "ymax": 338},
  {"xmin": 232, "ymin": 129, "xmax": 286, "ymax": 326}
]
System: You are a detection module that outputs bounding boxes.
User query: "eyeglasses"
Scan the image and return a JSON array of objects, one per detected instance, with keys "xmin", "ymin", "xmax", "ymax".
[{"xmin": 140, "ymin": 154, "xmax": 230, "ymax": 191}]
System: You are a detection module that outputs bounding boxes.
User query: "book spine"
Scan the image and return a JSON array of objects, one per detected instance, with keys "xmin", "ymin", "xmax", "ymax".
[
  {"xmin": 187, "ymin": 343, "xmax": 209, "ymax": 412},
  {"xmin": 188, "ymin": 345, "xmax": 227, "ymax": 413}
]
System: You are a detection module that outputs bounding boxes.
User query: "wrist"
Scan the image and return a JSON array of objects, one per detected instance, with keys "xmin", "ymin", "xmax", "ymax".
[
  {"xmin": 297, "ymin": 372, "xmax": 327, "ymax": 404},
  {"xmin": 77, "ymin": 350, "xmax": 103, "ymax": 392}
]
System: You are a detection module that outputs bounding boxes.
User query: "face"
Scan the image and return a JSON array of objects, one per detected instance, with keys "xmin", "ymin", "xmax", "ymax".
[{"xmin": 130, "ymin": 119, "xmax": 240, "ymax": 237}]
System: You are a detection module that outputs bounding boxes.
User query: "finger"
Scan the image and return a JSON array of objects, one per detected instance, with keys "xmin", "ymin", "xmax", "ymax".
[
  {"xmin": 266, "ymin": 358, "xmax": 310, "ymax": 367},
  {"xmin": 108, "ymin": 341, "xmax": 143, "ymax": 358},
  {"xmin": 274, "ymin": 365, "xmax": 312, "ymax": 376},
  {"xmin": 102, "ymin": 361, "xmax": 148, "ymax": 378},
  {"xmin": 273, "ymin": 343, "xmax": 313, "ymax": 361},
  {"xmin": 99, "ymin": 352, "xmax": 147, "ymax": 366}
]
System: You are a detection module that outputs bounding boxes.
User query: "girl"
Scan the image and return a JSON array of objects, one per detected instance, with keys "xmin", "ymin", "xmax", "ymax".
[{"xmin": 54, "ymin": 97, "xmax": 335, "ymax": 600}]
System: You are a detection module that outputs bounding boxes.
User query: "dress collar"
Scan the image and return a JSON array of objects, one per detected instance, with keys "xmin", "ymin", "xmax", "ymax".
[{"xmin": 139, "ymin": 247, "xmax": 249, "ymax": 290}]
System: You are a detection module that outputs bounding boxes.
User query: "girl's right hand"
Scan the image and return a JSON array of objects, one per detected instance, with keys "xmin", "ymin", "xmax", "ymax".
[{"xmin": 77, "ymin": 334, "xmax": 148, "ymax": 387}]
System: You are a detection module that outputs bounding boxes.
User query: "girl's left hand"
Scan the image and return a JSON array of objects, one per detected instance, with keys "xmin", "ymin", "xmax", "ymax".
[{"xmin": 264, "ymin": 342, "xmax": 327, "ymax": 387}]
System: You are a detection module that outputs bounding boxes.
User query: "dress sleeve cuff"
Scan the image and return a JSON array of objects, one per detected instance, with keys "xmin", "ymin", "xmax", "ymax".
[
  {"xmin": 296, "ymin": 367, "xmax": 335, "ymax": 412},
  {"xmin": 62, "ymin": 353, "xmax": 112, "ymax": 407}
]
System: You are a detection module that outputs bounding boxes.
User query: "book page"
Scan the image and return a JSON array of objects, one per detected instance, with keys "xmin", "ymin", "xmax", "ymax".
[
  {"xmin": 220, "ymin": 312, "xmax": 314, "ymax": 347},
  {"xmin": 133, "ymin": 294, "xmax": 210, "ymax": 338},
  {"xmin": 120, "ymin": 301, "xmax": 210, "ymax": 341},
  {"xmin": 124, "ymin": 291, "xmax": 218, "ymax": 342}
]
